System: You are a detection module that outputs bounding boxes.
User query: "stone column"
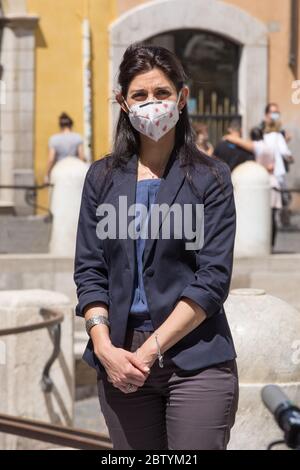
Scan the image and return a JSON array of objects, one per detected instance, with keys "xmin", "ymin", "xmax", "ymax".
[
  {"xmin": 225, "ymin": 288, "xmax": 300, "ymax": 450},
  {"xmin": 232, "ymin": 161, "xmax": 271, "ymax": 258},
  {"xmin": 0, "ymin": 13, "xmax": 39, "ymax": 215},
  {"xmin": 0, "ymin": 289, "xmax": 74, "ymax": 450}
]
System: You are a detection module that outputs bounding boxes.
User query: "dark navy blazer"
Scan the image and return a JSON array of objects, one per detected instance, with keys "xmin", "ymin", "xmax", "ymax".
[{"xmin": 73, "ymin": 149, "xmax": 237, "ymax": 377}]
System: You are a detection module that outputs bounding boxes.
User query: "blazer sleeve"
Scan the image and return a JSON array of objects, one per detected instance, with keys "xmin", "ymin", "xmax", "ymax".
[
  {"xmin": 73, "ymin": 162, "xmax": 109, "ymax": 317},
  {"xmin": 179, "ymin": 162, "xmax": 236, "ymax": 319}
]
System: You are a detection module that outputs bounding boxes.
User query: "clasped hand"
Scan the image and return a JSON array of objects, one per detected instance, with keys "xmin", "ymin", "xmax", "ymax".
[{"xmin": 97, "ymin": 345, "xmax": 156, "ymax": 394}]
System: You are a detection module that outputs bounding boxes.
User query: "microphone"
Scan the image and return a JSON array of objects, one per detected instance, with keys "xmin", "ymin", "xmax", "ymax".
[{"xmin": 261, "ymin": 384, "xmax": 300, "ymax": 449}]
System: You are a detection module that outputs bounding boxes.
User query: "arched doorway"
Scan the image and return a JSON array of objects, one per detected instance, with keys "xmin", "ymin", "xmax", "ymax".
[
  {"xmin": 109, "ymin": 0, "xmax": 268, "ymax": 145},
  {"xmin": 145, "ymin": 29, "xmax": 241, "ymax": 145}
]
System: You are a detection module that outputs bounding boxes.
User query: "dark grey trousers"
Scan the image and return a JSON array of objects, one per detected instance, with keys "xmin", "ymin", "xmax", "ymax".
[{"xmin": 97, "ymin": 328, "xmax": 239, "ymax": 450}]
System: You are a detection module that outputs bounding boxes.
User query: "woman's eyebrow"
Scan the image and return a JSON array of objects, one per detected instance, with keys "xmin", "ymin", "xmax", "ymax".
[
  {"xmin": 130, "ymin": 86, "xmax": 172, "ymax": 93},
  {"xmin": 155, "ymin": 86, "xmax": 172, "ymax": 91},
  {"xmin": 130, "ymin": 89, "xmax": 146, "ymax": 93}
]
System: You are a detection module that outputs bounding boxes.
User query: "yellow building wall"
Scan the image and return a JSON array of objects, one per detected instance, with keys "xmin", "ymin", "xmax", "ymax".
[
  {"xmin": 27, "ymin": 0, "xmax": 299, "ymax": 212},
  {"xmin": 227, "ymin": 0, "xmax": 299, "ymax": 124},
  {"xmin": 27, "ymin": 0, "xmax": 117, "ymax": 210}
]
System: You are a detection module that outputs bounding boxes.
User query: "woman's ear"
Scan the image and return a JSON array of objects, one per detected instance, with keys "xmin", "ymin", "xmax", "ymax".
[{"xmin": 179, "ymin": 86, "xmax": 189, "ymax": 112}]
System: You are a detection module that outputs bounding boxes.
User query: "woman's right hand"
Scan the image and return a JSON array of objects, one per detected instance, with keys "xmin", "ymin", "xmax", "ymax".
[{"xmin": 95, "ymin": 344, "xmax": 150, "ymax": 393}]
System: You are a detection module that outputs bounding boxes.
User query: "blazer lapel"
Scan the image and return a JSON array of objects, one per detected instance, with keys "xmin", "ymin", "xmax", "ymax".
[
  {"xmin": 110, "ymin": 154, "xmax": 138, "ymax": 281},
  {"xmin": 142, "ymin": 151, "xmax": 186, "ymax": 270},
  {"xmin": 110, "ymin": 149, "xmax": 186, "ymax": 277}
]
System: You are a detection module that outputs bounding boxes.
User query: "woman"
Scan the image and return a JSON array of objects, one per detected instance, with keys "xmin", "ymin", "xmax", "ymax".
[
  {"xmin": 45, "ymin": 112, "xmax": 86, "ymax": 183},
  {"xmin": 73, "ymin": 44, "xmax": 238, "ymax": 450}
]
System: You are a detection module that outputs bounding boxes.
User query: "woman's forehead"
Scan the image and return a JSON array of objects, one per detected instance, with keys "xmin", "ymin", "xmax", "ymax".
[{"xmin": 128, "ymin": 69, "xmax": 175, "ymax": 91}]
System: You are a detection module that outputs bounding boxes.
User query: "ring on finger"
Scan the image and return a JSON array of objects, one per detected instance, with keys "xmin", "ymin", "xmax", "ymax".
[{"xmin": 126, "ymin": 383, "xmax": 136, "ymax": 392}]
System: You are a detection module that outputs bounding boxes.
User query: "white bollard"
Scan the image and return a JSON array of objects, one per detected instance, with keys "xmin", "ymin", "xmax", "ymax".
[
  {"xmin": 0, "ymin": 289, "xmax": 74, "ymax": 450},
  {"xmin": 225, "ymin": 288, "xmax": 300, "ymax": 450},
  {"xmin": 49, "ymin": 157, "xmax": 89, "ymax": 256},
  {"xmin": 232, "ymin": 161, "xmax": 271, "ymax": 258}
]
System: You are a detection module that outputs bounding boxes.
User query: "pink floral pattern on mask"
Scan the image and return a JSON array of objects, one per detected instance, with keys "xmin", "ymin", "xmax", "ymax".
[{"xmin": 124, "ymin": 90, "xmax": 182, "ymax": 142}]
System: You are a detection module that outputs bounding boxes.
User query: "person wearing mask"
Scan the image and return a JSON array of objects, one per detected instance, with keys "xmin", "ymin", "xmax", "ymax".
[
  {"xmin": 259, "ymin": 103, "xmax": 295, "ymax": 226},
  {"xmin": 213, "ymin": 120, "xmax": 255, "ymax": 172},
  {"xmin": 264, "ymin": 117, "xmax": 294, "ymax": 225},
  {"xmin": 73, "ymin": 43, "xmax": 238, "ymax": 450},
  {"xmin": 45, "ymin": 112, "xmax": 86, "ymax": 183},
  {"xmin": 260, "ymin": 103, "xmax": 292, "ymax": 142}
]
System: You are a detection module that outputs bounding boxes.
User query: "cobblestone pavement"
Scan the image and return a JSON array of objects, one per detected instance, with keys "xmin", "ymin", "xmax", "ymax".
[
  {"xmin": 74, "ymin": 395, "xmax": 109, "ymax": 436},
  {"xmin": 273, "ymin": 212, "xmax": 300, "ymax": 253}
]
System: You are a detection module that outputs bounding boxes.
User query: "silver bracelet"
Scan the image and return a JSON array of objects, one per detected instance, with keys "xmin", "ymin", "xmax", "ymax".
[
  {"xmin": 155, "ymin": 333, "xmax": 164, "ymax": 368},
  {"xmin": 85, "ymin": 315, "xmax": 110, "ymax": 336}
]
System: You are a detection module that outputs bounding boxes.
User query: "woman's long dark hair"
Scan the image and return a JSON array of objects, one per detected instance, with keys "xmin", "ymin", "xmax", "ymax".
[{"xmin": 99, "ymin": 43, "xmax": 224, "ymax": 197}]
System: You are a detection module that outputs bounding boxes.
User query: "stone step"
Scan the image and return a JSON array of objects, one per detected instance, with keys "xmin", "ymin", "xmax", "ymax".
[
  {"xmin": 0, "ymin": 215, "xmax": 52, "ymax": 253},
  {"xmin": 0, "ymin": 202, "xmax": 15, "ymax": 216}
]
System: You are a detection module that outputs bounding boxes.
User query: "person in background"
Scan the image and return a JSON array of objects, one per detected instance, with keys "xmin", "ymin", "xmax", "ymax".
[
  {"xmin": 264, "ymin": 117, "xmax": 294, "ymax": 226},
  {"xmin": 258, "ymin": 103, "xmax": 295, "ymax": 226},
  {"xmin": 45, "ymin": 112, "xmax": 86, "ymax": 183},
  {"xmin": 224, "ymin": 127, "xmax": 282, "ymax": 250},
  {"xmin": 260, "ymin": 103, "xmax": 294, "ymax": 176},
  {"xmin": 192, "ymin": 121, "xmax": 214, "ymax": 156},
  {"xmin": 214, "ymin": 120, "xmax": 255, "ymax": 172},
  {"xmin": 260, "ymin": 103, "xmax": 292, "ymax": 144}
]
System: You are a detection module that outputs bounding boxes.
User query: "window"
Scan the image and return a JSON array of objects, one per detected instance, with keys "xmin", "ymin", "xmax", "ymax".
[{"xmin": 146, "ymin": 29, "xmax": 241, "ymax": 145}]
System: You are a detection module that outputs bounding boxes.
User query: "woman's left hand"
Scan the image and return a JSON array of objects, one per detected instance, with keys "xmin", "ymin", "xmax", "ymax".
[{"xmin": 106, "ymin": 346, "xmax": 156, "ymax": 391}]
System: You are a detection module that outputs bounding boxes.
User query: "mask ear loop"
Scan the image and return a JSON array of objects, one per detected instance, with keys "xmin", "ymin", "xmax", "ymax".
[
  {"xmin": 177, "ymin": 89, "xmax": 183, "ymax": 114},
  {"xmin": 121, "ymin": 96, "xmax": 132, "ymax": 114},
  {"xmin": 124, "ymin": 100, "xmax": 131, "ymax": 114}
]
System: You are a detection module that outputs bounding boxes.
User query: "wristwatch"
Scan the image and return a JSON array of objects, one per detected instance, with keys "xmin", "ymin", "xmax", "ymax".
[{"xmin": 85, "ymin": 315, "xmax": 110, "ymax": 336}]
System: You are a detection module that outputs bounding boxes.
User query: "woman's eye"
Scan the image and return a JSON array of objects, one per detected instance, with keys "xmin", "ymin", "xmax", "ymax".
[
  {"xmin": 131, "ymin": 90, "xmax": 170, "ymax": 100},
  {"xmin": 157, "ymin": 91, "xmax": 169, "ymax": 97},
  {"xmin": 132, "ymin": 93, "xmax": 146, "ymax": 100}
]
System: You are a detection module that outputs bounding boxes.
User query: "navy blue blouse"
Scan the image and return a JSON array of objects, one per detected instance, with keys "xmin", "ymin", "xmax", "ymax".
[{"xmin": 127, "ymin": 178, "xmax": 162, "ymax": 331}]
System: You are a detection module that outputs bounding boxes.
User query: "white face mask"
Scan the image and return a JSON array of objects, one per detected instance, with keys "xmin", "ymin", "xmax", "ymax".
[
  {"xmin": 123, "ymin": 90, "xmax": 183, "ymax": 142},
  {"xmin": 271, "ymin": 112, "xmax": 280, "ymax": 121}
]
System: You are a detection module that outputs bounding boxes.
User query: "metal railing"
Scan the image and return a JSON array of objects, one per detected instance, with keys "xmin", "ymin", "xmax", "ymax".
[
  {"xmin": 273, "ymin": 187, "xmax": 300, "ymax": 194},
  {"xmin": 0, "ymin": 308, "xmax": 63, "ymax": 393},
  {"xmin": 190, "ymin": 113, "xmax": 242, "ymax": 147},
  {"xmin": 0, "ymin": 414, "xmax": 112, "ymax": 450},
  {"xmin": 0, "ymin": 307, "xmax": 112, "ymax": 449},
  {"xmin": 0, "ymin": 183, "xmax": 54, "ymax": 220}
]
